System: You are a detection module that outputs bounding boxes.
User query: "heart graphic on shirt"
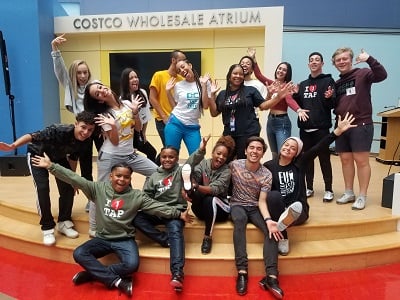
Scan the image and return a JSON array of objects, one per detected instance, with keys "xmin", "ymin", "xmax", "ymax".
[
  {"xmin": 309, "ymin": 84, "xmax": 317, "ymax": 93},
  {"xmin": 162, "ymin": 176, "xmax": 173, "ymax": 187},
  {"xmin": 111, "ymin": 198, "xmax": 124, "ymax": 210}
]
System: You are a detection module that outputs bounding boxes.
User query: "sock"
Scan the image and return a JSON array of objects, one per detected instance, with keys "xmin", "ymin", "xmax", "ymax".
[{"xmin": 345, "ymin": 189, "xmax": 354, "ymax": 196}]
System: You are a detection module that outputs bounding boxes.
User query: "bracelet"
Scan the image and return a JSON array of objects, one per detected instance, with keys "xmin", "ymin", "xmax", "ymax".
[{"xmin": 264, "ymin": 217, "xmax": 272, "ymax": 222}]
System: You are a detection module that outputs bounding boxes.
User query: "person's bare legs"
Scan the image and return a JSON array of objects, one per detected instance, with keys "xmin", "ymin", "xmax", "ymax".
[
  {"xmin": 353, "ymin": 151, "xmax": 371, "ymax": 196},
  {"xmin": 339, "ymin": 152, "xmax": 355, "ymax": 191}
]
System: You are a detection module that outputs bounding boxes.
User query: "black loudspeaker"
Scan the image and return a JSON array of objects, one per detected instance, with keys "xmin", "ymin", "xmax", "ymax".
[
  {"xmin": 0, "ymin": 155, "xmax": 31, "ymax": 176},
  {"xmin": 381, "ymin": 173, "xmax": 396, "ymax": 208},
  {"xmin": 0, "ymin": 30, "xmax": 11, "ymax": 96}
]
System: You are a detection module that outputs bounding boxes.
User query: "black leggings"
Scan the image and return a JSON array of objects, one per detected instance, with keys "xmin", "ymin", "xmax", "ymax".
[
  {"xmin": 190, "ymin": 193, "xmax": 230, "ymax": 236},
  {"xmin": 267, "ymin": 190, "xmax": 309, "ymax": 238}
]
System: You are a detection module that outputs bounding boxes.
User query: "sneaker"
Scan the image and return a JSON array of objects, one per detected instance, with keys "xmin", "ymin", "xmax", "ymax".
[
  {"xmin": 201, "ymin": 236, "xmax": 212, "ymax": 254},
  {"xmin": 277, "ymin": 202, "xmax": 302, "ymax": 232},
  {"xmin": 57, "ymin": 220, "xmax": 79, "ymax": 238},
  {"xmin": 352, "ymin": 196, "xmax": 366, "ymax": 210},
  {"xmin": 306, "ymin": 189, "xmax": 314, "ymax": 198},
  {"xmin": 260, "ymin": 276, "xmax": 283, "ymax": 299},
  {"xmin": 85, "ymin": 201, "xmax": 90, "ymax": 213},
  {"xmin": 42, "ymin": 229, "xmax": 56, "ymax": 246},
  {"xmin": 170, "ymin": 273, "xmax": 184, "ymax": 292},
  {"xmin": 323, "ymin": 191, "xmax": 334, "ymax": 202},
  {"xmin": 181, "ymin": 164, "xmax": 192, "ymax": 191},
  {"xmin": 336, "ymin": 193, "xmax": 356, "ymax": 205},
  {"xmin": 278, "ymin": 239, "xmax": 289, "ymax": 256},
  {"xmin": 117, "ymin": 278, "xmax": 133, "ymax": 297},
  {"xmin": 72, "ymin": 271, "xmax": 93, "ymax": 285},
  {"xmin": 88, "ymin": 229, "xmax": 96, "ymax": 238}
]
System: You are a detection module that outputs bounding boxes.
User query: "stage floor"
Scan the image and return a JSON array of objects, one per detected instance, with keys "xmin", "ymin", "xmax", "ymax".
[{"xmin": 0, "ymin": 155, "xmax": 398, "ymax": 224}]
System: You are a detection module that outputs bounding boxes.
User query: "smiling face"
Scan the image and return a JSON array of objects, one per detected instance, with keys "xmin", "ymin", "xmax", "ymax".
[
  {"xmin": 160, "ymin": 148, "xmax": 179, "ymax": 171},
  {"xmin": 211, "ymin": 145, "xmax": 229, "ymax": 170},
  {"xmin": 275, "ymin": 63, "xmax": 288, "ymax": 82},
  {"xmin": 73, "ymin": 121, "xmax": 95, "ymax": 141},
  {"xmin": 308, "ymin": 54, "xmax": 324, "ymax": 76},
  {"xmin": 228, "ymin": 65, "xmax": 245, "ymax": 89},
  {"xmin": 109, "ymin": 166, "xmax": 132, "ymax": 193},
  {"xmin": 89, "ymin": 84, "xmax": 113, "ymax": 103},
  {"xmin": 245, "ymin": 141, "xmax": 265, "ymax": 164},
  {"xmin": 280, "ymin": 139, "xmax": 298, "ymax": 160},
  {"xmin": 333, "ymin": 50, "xmax": 353, "ymax": 75},
  {"xmin": 239, "ymin": 57, "xmax": 254, "ymax": 76},
  {"xmin": 75, "ymin": 62, "xmax": 90, "ymax": 86},
  {"xmin": 176, "ymin": 60, "xmax": 194, "ymax": 81}
]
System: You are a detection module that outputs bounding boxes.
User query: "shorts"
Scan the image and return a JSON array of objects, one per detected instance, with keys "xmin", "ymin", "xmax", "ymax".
[{"xmin": 335, "ymin": 123, "xmax": 373, "ymax": 153}]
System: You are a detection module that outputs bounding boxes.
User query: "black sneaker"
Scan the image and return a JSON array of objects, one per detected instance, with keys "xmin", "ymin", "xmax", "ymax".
[
  {"xmin": 201, "ymin": 236, "xmax": 212, "ymax": 254},
  {"xmin": 170, "ymin": 273, "xmax": 184, "ymax": 292},
  {"xmin": 236, "ymin": 272, "xmax": 248, "ymax": 296},
  {"xmin": 72, "ymin": 271, "xmax": 93, "ymax": 285},
  {"xmin": 261, "ymin": 276, "xmax": 283, "ymax": 299},
  {"xmin": 118, "ymin": 278, "xmax": 133, "ymax": 297}
]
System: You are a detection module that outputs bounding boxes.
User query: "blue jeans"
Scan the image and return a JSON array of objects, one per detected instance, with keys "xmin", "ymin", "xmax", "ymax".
[
  {"xmin": 133, "ymin": 212, "xmax": 185, "ymax": 276},
  {"xmin": 73, "ymin": 237, "xmax": 139, "ymax": 288},
  {"xmin": 266, "ymin": 114, "xmax": 292, "ymax": 157},
  {"xmin": 164, "ymin": 114, "xmax": 201, "ymax": 155},
  {"xmin": 230, "ymin": 205, "xmax": 278, "ymax": 276}
]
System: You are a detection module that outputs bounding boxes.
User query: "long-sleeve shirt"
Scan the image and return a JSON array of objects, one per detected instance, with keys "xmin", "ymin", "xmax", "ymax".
[
  {"xmin": 334, "ymin": 56, "xmax": 387, "ymax": 125},
  {"xmin": 48, "ymin": 163, "xmax": 182, "ymax": 240},
  {"xmin": 143, "ymin": 148, "xmax": 206, "ymax": 210},
  {"xmin": 27, "ymin": 124, "xmax": 90, "ymax": 162},
  {"xmin": 253, "ymin": 62, "xmax": 300, "ymax": 112},
  {"xmin": 51, "ymin": 50, "xmax": 85, "ymax": 115}
]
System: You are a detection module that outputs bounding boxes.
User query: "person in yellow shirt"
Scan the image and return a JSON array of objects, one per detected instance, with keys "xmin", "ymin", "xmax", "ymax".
[{"xmin": 149, "ymin": 50, "xmax": 186, "ymax": 147}]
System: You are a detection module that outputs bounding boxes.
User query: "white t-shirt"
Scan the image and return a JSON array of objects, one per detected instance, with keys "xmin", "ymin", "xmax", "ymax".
[
  {"xmin": 172, "ymin": 80, "xmax": 211, "ymax": 126},
  {"xmin": 100, "ymin": 100, "xmax": 135, "ymax": 155},
  {"xmin": 244, "ymin": 79, "xmax": 268, "ymax": 98}
]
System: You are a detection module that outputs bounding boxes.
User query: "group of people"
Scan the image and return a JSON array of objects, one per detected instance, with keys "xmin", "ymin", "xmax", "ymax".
[{"xmin": 0, "ymin": 35, "xmax": 387, "ymax": 298}]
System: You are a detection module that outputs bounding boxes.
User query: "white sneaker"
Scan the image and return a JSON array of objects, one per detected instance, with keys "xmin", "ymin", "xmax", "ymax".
[
  {"xmin": 306, "ymin": 189, "xmax": 314, "ymax": 197},
  {"xmin": 323, "ymin": 191, "xmax": 334, "ymax": 202},
  {"xmin": 277, "ymin": 202, "xmax": 303, "ymax": 232},
  {"xmin": 88, "ymin": 229, "xmax": 96, "ymax": 238},
  {"xmin": 352, "ymin": 196, "xmax": 366, "ymax": 210},
  {"xmin": 42, "ymin": 229, "xmax": 56, "ymax": 246},
  {"xmin": 57, "ymin": 220, "xmax": 79, "ymax": 238},
  {"xmin": 181, "ymin": 164, "xmax": 192, "ymax": 191},
  {"xmin": 336, "ymin": 193, "xmax": 356, "ymax": 204},
  {"xmin": 278, "ymin": 239, "xmax": 289, "ymax": 256}
]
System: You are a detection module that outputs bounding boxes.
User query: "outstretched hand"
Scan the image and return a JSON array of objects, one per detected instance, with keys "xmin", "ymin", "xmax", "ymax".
[
  {"xmin": 31, "ymin": 153, "xmax": 52, "ymax": 169},
  {"xmin": 200, "ymin": 134, "xmax": 211, "ymax": 151},
  {"xmin": 180, "ymin": 209, "xmax": 194, "ymax": 224},
  {"xmin": 51, "ymin": 34, "xmax": 66, "ymax": 50},
  {"xmin": 0, "ymin": 142, "xmax": 15, "ymax": 152},
  {"xmin": 266, "ymin": 220, "xmax": 284, "ymax": 241},
  {"xmin": 335, "ymin": 112, "xmax": 357, "ymax": 135},
  {"xmin": 355, "ymin": 48, "xmax": 370, "ymax": 65}
]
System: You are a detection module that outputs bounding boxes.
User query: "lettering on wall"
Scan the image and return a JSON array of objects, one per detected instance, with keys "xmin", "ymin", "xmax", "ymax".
[{"xmin": 55, "ymin": 8, "xmax": 274, "ymax": 33}]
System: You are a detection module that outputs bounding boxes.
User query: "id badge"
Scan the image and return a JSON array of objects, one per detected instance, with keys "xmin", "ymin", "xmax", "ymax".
[{"xmin": 230, "ymin": 115, "xmax": 235, "ymax": 132}]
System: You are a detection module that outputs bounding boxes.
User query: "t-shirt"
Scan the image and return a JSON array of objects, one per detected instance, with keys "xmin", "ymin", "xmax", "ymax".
[
  {"xmin": 172, "ymin": 80, "xmax": 211, "ymax": 126},
  {"xmin": 230, "ymin": 159, "xmax": 272, "ymax": 207},
  {"xmin": 100, "ymin": 100, "xmax": 136, "ymax": 155}
]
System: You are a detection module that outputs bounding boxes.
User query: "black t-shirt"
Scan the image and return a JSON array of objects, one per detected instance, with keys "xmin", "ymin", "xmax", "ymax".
[{"xmin": 216, "ymin": 85, "xmax": 264, "ymax": 137}]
